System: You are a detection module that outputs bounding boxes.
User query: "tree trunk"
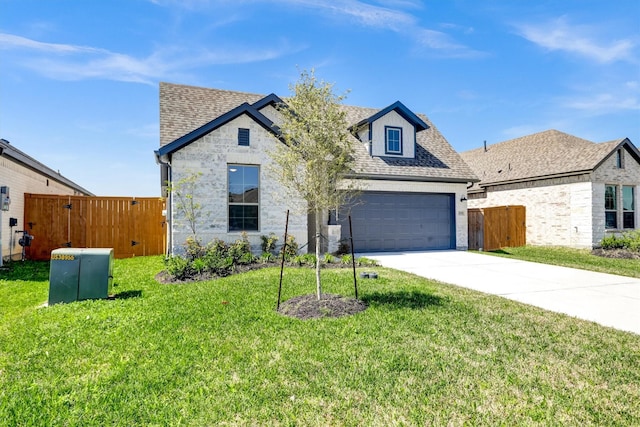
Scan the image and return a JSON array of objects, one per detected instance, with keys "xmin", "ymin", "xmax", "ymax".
[{"xmin": 315, "ymin": 207, "xmax": 322, "ymax": 300}]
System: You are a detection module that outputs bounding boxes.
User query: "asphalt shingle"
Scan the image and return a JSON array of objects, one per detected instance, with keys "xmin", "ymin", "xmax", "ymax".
[{"xmin": 160, "ymin": 82, "xmax": 478, "ymax": 183}]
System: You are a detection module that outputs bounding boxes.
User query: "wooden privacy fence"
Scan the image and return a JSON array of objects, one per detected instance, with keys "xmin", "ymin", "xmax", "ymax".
[
  {"xmin": 24, "ymin": 194, "xmax": 166, "ymax": 260},
  {"xmin": 468, "ymin": 205, "xmax": 526, "ymax": 251}
]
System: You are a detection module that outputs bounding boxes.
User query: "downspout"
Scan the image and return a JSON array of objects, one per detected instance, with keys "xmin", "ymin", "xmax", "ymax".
[{"xmin": 155, "ymin": 151, "xmax": 172, "ymax": 256}]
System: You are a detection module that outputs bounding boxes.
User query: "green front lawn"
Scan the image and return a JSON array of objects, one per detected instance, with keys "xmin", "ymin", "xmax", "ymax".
[
  {"xmin": 483, "ymin": 246, "xmax": 640, "ymax": 278},
  {"xmin": 1, "ymin": 257, "xmax": 639, "ymax": 426}
]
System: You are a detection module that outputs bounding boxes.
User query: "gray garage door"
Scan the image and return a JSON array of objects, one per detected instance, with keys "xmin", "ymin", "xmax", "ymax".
[{"xmin": 338, "ymin": 192, "xmax": 455, "ymax": 252}]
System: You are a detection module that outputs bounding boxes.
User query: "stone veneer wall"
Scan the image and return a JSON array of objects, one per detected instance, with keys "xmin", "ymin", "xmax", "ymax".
[
  {"xmin": 592, "ymin": 148, "xmax": 640, "ymax": 245},
  {"xmin": 169, "ymin": 113, "xmax": 307, "ymax": 254},
  {"xmin": 468, "ymin": 174, "xmax": 595, "ymax": 248}
]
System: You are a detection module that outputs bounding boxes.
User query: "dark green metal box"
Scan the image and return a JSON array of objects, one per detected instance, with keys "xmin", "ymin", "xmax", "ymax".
[{"xmin": 48, "ymin": 248, "xmax": 114, "ymax": 305}]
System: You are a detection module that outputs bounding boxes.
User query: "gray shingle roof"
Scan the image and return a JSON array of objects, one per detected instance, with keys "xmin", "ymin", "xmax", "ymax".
[
  {"xmin": 159, "ymin": 82, "xmax": 478, "ymax": 183},
  {"xmin": 460, "ymin": 129, "xmax": 639, "ymax": 190}
]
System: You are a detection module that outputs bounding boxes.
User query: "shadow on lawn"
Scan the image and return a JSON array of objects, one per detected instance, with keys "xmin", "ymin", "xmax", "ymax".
[
  {"xmin": 361, "ymin": 290, "xmax": 444, "ymax": 310},
  {"xmin": 111, "ymin": 290, "xmax": 143, "ymax": 300},
  {"xmin": 0, "ymin": 261, "xmax": 50, "ymax": 282}
]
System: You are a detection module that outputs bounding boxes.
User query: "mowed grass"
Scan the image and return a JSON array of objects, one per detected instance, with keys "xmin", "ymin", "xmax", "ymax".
[
  {"xmin": 1, "ymin": 257, "xmax": 639, "ymax": 426},
  {"xmin": 483, "ymin": 246, "xmax": 640, "ymax": 278}
]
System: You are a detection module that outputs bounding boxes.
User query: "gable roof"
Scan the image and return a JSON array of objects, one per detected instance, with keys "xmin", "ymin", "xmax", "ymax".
[
  {"xmin": 460, "ymin": 129, "xmax": 640, "ymax": 189},
  {"xmin": 0, "ymin": 138, "xmax": 94, "ymax": 196},
  {"xmin": 351, "ymin": 100, "xmax": 429, "ymax": 133},
  {"xmin": 156, "ymin": 95, "xmax": 283, "ymax": 159},
  {"xmin": 159, "ymin": 82, "xmax": 478, "ymax": 183}
]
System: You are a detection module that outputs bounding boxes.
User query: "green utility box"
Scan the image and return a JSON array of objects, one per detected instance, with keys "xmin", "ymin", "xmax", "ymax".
[{"xmin": 48, "ymin": 248, "xmax": 114, "ymax": 305}]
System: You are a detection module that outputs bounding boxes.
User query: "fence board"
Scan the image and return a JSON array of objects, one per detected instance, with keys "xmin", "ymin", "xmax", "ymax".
[
  {"xmin": 468, "ymin": 206, "xmax": 526, "ymax": 251},
  {"xmin": 24, "ymin": 194, "xmax": 166, "ymax": 260}
]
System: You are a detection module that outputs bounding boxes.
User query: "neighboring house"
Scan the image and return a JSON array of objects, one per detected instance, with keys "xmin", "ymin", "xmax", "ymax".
[
  {"xmin": 156, "ymin": 82, "xmax": 478, "ymax": 254},
  {"xmin": 461, "ymin": 130, "xmax": 640, "ymax": 248},
  {"xmin": 0, "ymin": 138, "xmax": 93, "ymax": 261}
]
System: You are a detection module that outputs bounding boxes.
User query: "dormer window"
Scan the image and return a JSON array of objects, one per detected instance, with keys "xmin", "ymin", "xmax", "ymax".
[{"xmin": 385, "ymin": 126, "xmax": 402, "ymax": 155}]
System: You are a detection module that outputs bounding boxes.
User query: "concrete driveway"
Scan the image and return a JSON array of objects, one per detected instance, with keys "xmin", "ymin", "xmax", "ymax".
[{"xmin": 361, "ymin": 250, "xmax": 640, "ymax": 335}]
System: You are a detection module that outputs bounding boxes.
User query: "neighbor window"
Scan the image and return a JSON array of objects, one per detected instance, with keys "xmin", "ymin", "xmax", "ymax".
[
  {"xmin": 385, "ymin": 126, "xmax": 402, "ymax": 154},
  {"xmin": 238, "ymin": 128, "xmax": 250, "ymax": 146},
  {"xmin": 228, "ymin": 165, "xmax": 259, "ymax": 231},
  {"xmin": 605, "ymin": 185, "xmax": 617, "ymax": 229},
  {"xmin": 623, "ymin": 185, "xmax": 635, "ymax": 229}
]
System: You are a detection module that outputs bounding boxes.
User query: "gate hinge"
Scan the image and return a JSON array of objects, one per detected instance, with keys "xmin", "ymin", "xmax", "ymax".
[
  {"xmin": 63, "ymin": 204, "xmax": 72, "ymax": 209},
  {"xmin": 131, "ymin": 240, "xmax": 139, "ymax": 246}
]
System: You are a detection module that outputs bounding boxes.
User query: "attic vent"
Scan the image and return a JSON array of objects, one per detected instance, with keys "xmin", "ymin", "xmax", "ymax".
[{"xmin": 238, "ymin": 128, "xmax": 250, "ymax": 146}]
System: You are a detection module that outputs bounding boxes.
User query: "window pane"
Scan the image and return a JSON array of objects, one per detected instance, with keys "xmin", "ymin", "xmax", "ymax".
[
  {"xmin": 605, "ymin": 212, "xmax": 618, "ymax": 229},
  {"xmin": 623, "ymin": 186, "xmax": 634, "ymax": 211},
  {"xmin": 605, "ymin": 185, "xmax": 616, "ymax": 210},
  {"xmin": 623, "ymin": 212, "xmax": 635, "ymax": 229},
  {"xmin": 228, "ymin": 165, "xmax": 259, "ymax": 231}
]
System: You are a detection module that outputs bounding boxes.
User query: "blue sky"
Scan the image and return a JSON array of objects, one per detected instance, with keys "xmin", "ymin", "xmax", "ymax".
[{"xmin": 1, "ymin": 0, "xmax": 638, "ymax": 197}]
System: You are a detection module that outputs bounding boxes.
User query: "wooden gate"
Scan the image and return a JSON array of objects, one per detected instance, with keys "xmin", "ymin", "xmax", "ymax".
[
  {"xmin": 468, "ymin": 206, "xmax": 526, "ymax": 251},
  {"xmin": 24, "ymin": 194, "xmax": 166, "ymax": 260}
]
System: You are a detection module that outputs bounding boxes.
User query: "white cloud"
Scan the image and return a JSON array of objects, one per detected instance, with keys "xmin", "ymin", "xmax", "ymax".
[
  {"xmin": 0, "ymin": 32, "xmax": 302, "ymax": 84},
  {"xmin": 515, "ymin": 17, "xmax": 636, "ymax": 63},
  {"xmin": 563, "ymin": 93, "xmax": 640, "ymax": 113}
]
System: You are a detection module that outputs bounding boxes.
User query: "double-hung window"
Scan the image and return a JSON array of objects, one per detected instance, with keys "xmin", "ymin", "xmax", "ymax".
[
  {"xmin": 623, "ymin": 186, "xmax": 635, "ymax": 229},
  {"xmin": 605, "ymin": 185, "xmax": 617, "ymax": 229},
  {"xmin": 385, "ymin": 126, "xmax": 402, "ymax": 155},
  {"xmin": 228, "ymin": 165, "xmax": 259, "ymax": 231}
]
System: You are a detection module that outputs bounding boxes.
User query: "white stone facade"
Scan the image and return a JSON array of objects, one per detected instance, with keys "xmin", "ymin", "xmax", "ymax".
[
  {"xmin": 168, "ymin": 113, "xmax": 308, "ymax": 254},
  {"xmin": 468, "ymin": 148, "xmax": 640, "ymax": 248}
]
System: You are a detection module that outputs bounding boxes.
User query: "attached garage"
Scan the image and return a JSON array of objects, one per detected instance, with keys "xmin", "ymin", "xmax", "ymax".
[{"xmin": 339, "ymin": 192, "xmax": 455, "ymax": 252}]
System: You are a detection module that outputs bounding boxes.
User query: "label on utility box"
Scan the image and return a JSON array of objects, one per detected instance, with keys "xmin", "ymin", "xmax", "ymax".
[{"xmin": 51, "ymin": 254, "xmax": 76, "ymax": 261}]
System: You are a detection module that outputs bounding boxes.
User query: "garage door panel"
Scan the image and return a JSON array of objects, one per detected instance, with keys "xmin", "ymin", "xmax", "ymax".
[{"xmin": 339, "ymin": 191, "xmax": 454, "ymax": 252}]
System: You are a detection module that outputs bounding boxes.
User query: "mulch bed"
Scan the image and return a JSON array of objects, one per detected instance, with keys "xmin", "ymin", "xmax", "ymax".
[
  {"xmin": 591, "ymin": 248, "xmax": 640, "ymax": 259},
  {"xmin": 277, "ymin": 293, "xmax": 367, "ymax": 319}
]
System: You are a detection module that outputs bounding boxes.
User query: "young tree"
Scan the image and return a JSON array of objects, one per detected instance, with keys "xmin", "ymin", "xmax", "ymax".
[
  {"xmin": 167, "ymin": 171, "xmax": 203, "ymax": 239},
  {"xmin": 269, "ymin": 70, "xmax": 357, "ymax": 300}
]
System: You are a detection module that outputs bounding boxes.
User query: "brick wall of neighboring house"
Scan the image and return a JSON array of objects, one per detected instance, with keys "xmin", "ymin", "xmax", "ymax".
[
  {"xmin": 0, "ymin": 156, "xmax": 83, "ymax": 260},
  {"xmin": 592, "ymin": 149, "xmax": 640, "ymax": 245},
  {"xmin": 341, "ymin": 178, "xmax": 470, "ymax": 250},
  {"xmin": 169, "ymin": 113, "xmax": 308, "ymax": 254},
  {"xmin": 468, "ymin": 174, "xmax": 595, "ymax": 248}
]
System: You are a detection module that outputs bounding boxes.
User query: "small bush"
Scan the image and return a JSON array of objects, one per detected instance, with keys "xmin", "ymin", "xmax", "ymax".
[
  {"xmin": 280, "ymin": 235, "xmax": 299, "ymax": 260},
  {"xmin": 260, "ymin": 233, "xmax": 279, "ymax": 254},
  {"xmin": 165, "ymin": 255, "xmax": 192, "ymax": 281},
  {"xmin": 357, "ymin": 257, "xmax": 379, "ymax": 266},
  {"xmin": 184, "ymin": 237, "xmax": 205, "ymax": 261},
  {"xmin": 229, "ymin": 232, "xmax": 253, "ymax": 262},
  {"xmin": 335, "ymin": 240, "xmax": 351, "ymax": 256},
  {"xmin": 341, "ymin": 254, "xmax": 353, "ymax": 265},
  {"xmin": 324, "ymin": 253, "xmax": 335, "ymax": 263},
  {"xmin": 600, "ymin": 230, "xmax": 640, "ymax": 252},
  {"xmin": 259, "ymin": 252, "xmax": 275, "ymax": 264},
  {"xmin": 299, "ymin": 253, "xmax": 317, "ymax": 267}
]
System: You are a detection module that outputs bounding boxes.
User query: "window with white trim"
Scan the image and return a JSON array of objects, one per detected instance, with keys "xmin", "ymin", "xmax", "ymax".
[
  {"xmin": 228, "ymin": 165, "xmax": 259, "ymax": 231},
  {"xmin": 605, "ymin": 185, "xmax": 617, "ymax": 229},
  {"xmin": 385, "ymin": 126, "xmax": 402, "ymax": 154},
  {"xmin": 623, "ymin": 185, "xmax": 635, "ymax": 229}
]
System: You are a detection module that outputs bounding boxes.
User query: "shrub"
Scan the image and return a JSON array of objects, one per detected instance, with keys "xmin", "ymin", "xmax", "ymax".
[
  {"xmin": 299, "ymin": 253, "xmax": 317, "ymax": 267},
  {"xmin": 259, "ymin": 252, "xmax": 275, "ymax": 264},
  {"xmin": 164, "ymin": 255, "xmax": 192, "ymax": 281},
  {"xmin": 260, "ymin": 233, "xmax": 279, "ymax": 254},
  {"xmin": 335, "ymin": 240, "xmax": 351, "ymax": 256},
  {"xmin": 600, "ymin": 230, "xmax": 640, "ymax": 252},
  {"xmin": 324, "ymin": 253, "xmax": 335, "ymax": 263},
  {"xmin": 184, "ymin": 237, "xmax": 205, "ymax": 261},
  {"xmin": 229, "ymin": 232, "xmax": 252, "ymax": 263},
  {"xmin": 357, "ymin": 257, "xmax": 379, "ymax": 266},
  {"xmin": 280, "ymin": 235, "xmax": 299, "ymax": 260},
  {"xmin": 341, "ymin": 254, "xmax": 353, "ymax": 265}
]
